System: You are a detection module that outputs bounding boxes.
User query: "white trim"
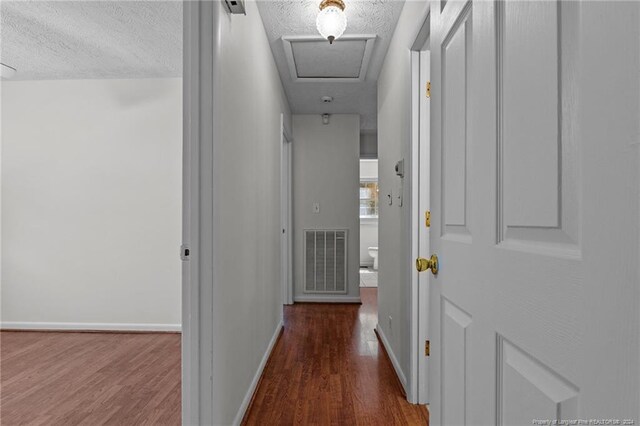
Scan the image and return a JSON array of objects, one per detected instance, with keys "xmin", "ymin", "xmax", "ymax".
[
  {"xmin": 182, "ymin": 3, "xmax": 201, "ymax": 423},
  {"xmin": 281, "ymin": 115, "xmax": 294, "ymax": 305},
  {"xmin": 407, "ymin": 7, "xmax": 432, "ymax": 406},
  {"xmin": 232, "ymin": 320, "xmax": 284, "ymax": 426},
  {"xmin": 375, "ymin": 324, "xmax": 407, "ymax": 394},
  {"xmin": 1, "ymin": 322, "xmax": 181, "ymax": 332},
  {"xmin": 409, "ymin": 3, "xmax": 432, "ymax": 52},
  {"xmin": 359, "ymin": 216, "xmax": 379, "ymax": 224},
  {"xmin": 183, "ymin": 1, "xmax": 219, "ymax": 424},
  {"xmin": 294, "ymin": 296, "xmax": 361, "ymax": 304},
  {"xmin": 281, "ymin": 35, "xmax": 377, "ymax": 83},
  {"xmin": 409, "ymin": 49, "xmax": 421, "ymax": 405}
]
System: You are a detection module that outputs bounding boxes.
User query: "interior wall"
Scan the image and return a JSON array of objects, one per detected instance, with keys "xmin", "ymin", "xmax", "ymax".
[
  {"xmin": 376, "ymin": 0, "xmax": 428, "ymax": 385},
  {"xmin": 360, "ymin": 159, "xmax": 379, "ymax": 267},
  {"xmin": 1, "ymin": 78, "xmax": 182, "ymax": 330},
  {"xmin": 292, "ymin": 114, "xmax": 360, "ymax": 302},
  {"xmin": 360, "ymin": 130, "xmax": 378, "ymax": 159},
  {"xmin": 210, "ymin": 1, "xmax": 292, "ymax": 423}
]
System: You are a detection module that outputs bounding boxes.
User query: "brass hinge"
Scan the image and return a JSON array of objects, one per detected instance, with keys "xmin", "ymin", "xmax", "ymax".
[
  {"xmin": 425, "ymin": 340, "xmax": 430, "ymax": 356},
  {"xmin": 426, "ymin": 81, "xmax": 431, "ymax": 98},
  {"xmin": 425, "ymin": 210, "xmax": 431, "ymax": 228}
]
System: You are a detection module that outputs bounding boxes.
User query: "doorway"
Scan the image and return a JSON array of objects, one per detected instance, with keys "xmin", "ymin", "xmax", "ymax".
[
  {"xmin": 359, "ymin": 158, "xmax": 379, "ymax": 289},
  {"xmin": 1, "ymin": 2, "xmax": 183, "ymax": 424}
]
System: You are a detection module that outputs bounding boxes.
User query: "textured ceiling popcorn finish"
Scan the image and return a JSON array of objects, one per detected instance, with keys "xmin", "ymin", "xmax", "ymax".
[
  {"xmin": 0, "ymin": 1, "xmax": 182, "ymax": 81},
  {"xmin": 257, "ymin": 0, "xmax": 405, "ymax": 130},
  {"xmin": 1, "ymin": 0, "xmax": 403, "ymax": 130}
]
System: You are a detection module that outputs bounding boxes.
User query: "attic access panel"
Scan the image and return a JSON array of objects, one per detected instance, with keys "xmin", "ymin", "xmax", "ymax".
[{"xmin": 282, "ymin": 35, "xmax": 376, "ymax": 83}]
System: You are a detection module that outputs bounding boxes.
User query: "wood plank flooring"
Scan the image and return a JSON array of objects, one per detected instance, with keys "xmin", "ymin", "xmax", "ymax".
[
  {"xmin": 1, "ymin": 289, "xmax": 427, "ymax": 425},
  {"xmin": 243, "ymin": 288, "xmax": 429, "ymax": 425},
  {"xmin": 0, "ymin": 331, "xmax": 181, "ymax": 425}
]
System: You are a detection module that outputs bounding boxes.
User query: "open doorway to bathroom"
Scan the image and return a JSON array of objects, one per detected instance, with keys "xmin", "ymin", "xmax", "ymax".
[{"xmin": 359, "ymin": 159, "xmax": 379, "ymax": 289}]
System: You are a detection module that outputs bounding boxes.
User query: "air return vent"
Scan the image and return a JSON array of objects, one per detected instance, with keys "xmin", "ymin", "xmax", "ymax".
[{"xmin": 304, "ymin": 230, "xmax": 347, "ymax": 294}]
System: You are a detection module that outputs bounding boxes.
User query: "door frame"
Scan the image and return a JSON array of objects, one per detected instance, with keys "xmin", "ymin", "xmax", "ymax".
[
  {"xmin": 407, "ymin": 5, "xmax": 431, "ymax": 405},
  {"xmin": 182, "ymin": 1, "xmax": 220, "ymax": 424},
  {"xmin": 281, "ymin": 114, "xmax": 294, "ymax": 306}
]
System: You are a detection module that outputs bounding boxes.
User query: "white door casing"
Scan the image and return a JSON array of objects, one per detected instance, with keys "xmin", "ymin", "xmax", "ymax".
[
  {"xmin": 417, "ymin": 47, "xmax": 431, "ymax": 405},
  {"xmin": 183, "ymin": 1, "xmax": 222, "ymax": 423},
  {"xmin": 411, "ymin": 43, "xmax": 432, "ymax": 404},
  {"xmin": 429, "ymin": 1, "xmax": 640, "ymax": 425},
  {"xmin": 281, "ymin": 115, "xmax": 293, "ymax": 306},
  {"xmin": 409, "ymin": 6, "xmax": 432, "ymax": 404}
]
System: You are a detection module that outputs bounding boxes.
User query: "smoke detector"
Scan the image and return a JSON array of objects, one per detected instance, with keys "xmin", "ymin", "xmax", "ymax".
[{"xmin": 321, "ymin": 96, "xmax": 333, "ymax": 103}]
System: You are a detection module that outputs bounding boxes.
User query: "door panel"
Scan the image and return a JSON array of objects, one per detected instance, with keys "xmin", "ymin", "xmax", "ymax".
[
  {"xmin": 498, "ymin": 336, "xmax": 579, "ymax": 426},
  {"xmin": 442, "ymin": 3, "xmax": 472, "ymax": 239},
  {"xmin": 441, "ymin": 298, "xmax": 471, "ymax": 425},
  {"xmin": 502, "ymin": 1, "xmax": 559, "ymax": 229},
  {"xmin": 498, "ymin": 0, "xmax": 581, "ymax": 254},
  {"xmin": 429, "ymin": 0, "xmax": 640, "ymax": 425}
]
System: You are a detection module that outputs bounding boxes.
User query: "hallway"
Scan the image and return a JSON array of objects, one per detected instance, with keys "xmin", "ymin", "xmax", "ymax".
[{"xmin": 242, "ymin": 288, "xmax": 428, "ymax": 425}]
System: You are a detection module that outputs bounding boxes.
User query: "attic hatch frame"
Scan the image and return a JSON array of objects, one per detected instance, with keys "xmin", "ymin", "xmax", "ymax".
[{"xmin": 282, "ymin": 34, "xmax": 377, "ymax": 83}]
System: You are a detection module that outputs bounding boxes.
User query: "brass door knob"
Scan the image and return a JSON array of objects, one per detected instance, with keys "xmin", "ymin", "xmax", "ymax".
[{"xmin": 416, "ymin": 255, "xmax": 439, "ymax": 275}]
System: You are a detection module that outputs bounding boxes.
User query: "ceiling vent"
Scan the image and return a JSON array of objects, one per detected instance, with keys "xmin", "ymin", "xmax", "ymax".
[{"xmin": 282, "ymin": 35, "xmax": 376, "ymax": 83}]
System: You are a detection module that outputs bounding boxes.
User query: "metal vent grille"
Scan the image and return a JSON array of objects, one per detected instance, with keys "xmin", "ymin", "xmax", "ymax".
[{"xmin": 304, "ymin": 229, "xmax": 347, "ymax": 294}]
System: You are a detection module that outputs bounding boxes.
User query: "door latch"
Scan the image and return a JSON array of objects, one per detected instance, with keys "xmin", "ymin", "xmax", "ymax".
[
  {"xmin": 425, "ymin": 340, "xmax": 430, "ymax": 356},
  {"xmin": 425, "ymin": 210, "xmax": 431, "ymax": 228},
  {"xmin": 180, "ymin": 244, "xmax": 190, "ymax": 261}
]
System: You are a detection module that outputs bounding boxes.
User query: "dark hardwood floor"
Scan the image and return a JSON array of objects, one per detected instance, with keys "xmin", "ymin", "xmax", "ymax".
[
  {"xmin": 243, "ymin": 288, "xmax": 429, "ymax": 425},
  {"xmin": 1, "ymin": 289, "xmax": 427, "ymax": 425},
  {"xmin": 0, "ymin": 331, "xmax": 181, "ymax": 425}
]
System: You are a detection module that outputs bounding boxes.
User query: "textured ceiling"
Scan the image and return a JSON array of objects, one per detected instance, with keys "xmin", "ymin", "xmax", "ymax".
[
  {"xmin": 257, "ymin": 0, "xmax": 405, "ymax": 130},
  {"xmin": 0, "ymin": 1, "xmax": 182, "ymax": 80}
]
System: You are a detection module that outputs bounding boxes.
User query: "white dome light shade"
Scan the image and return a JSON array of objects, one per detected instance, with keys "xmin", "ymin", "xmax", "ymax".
[{"xmin": 316, "ymin": 6, "xmax": 347, "ymax": 44}]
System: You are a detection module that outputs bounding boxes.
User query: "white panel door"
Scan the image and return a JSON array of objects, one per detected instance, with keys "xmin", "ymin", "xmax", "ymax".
[{"xmin": 428, "ymin": 1, "xmax": 640, "ymax": 425}]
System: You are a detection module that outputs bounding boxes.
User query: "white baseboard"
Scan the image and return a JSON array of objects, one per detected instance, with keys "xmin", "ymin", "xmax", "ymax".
[
  {"xmin": 294, "ymin": 295, "xmax": 362, "ymax": 304},
  {"xmin": 375, "ymin": 324, "xmax": 407, "ymax": 394},
  {"xmin": 0, "ymin": 322, "xmax": 182, "ymax": 332},
  {"xmin": 232, "ymin": 319, "xmax": 284, "ymax": 426}
]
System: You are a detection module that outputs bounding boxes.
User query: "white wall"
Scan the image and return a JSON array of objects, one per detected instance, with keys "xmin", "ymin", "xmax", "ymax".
[
  {"xmin": 377, "ymin": 0, "xmax": 428, "ymax": 385},
  {"xmin": 360, "ymin": 159, "xmax": 378, "ymax": 180},
  {"xmin": 209, "ymin": 1, "xmax": 292, "ymax": 423},
  {"xmin": 360, "ymin": 159, "xmax": 378, "ymax": 267},
  {"xmin": 360, "ymin": 130, "xmax": 378, "ymax": 159},
  {"xmin": 1, "ymin": 78, "xmax": 182, "ymax": 330},
  {"xmin": 292, "ymin": 114, "xmax": 360, "ymax": 302}
]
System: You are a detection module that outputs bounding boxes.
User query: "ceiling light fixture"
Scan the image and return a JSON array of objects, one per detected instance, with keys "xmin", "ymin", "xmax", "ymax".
[{"xmin": 316, "ymin": 0, "xmax": 347, "ymax": 45}]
